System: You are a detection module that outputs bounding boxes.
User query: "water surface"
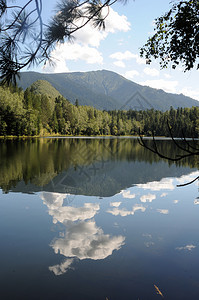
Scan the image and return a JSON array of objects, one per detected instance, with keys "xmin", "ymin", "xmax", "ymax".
[{"xmin": 0, "ymin": 137, "xmax": 199, "ymax": 299}]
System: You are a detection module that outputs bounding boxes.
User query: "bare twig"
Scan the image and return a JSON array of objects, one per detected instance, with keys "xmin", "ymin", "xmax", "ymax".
[{"xmin": 138, "ymin": 121, "xmax": 199, "ymax": 187}]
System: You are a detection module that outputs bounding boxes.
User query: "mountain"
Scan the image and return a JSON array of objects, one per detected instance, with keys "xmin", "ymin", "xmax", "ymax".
[{"xmin": 18, "ymin": 70, "xmax": 199, "ymax": 111}]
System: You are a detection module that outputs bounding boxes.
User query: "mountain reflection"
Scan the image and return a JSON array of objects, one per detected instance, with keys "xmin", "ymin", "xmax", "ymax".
[
  {"xmin": 0, "ymin": 137, "xmax": 197, "ymax": 196},
  {"xmin": 40, "ymin": 192, "xmax": 125, "ymax": 275}
]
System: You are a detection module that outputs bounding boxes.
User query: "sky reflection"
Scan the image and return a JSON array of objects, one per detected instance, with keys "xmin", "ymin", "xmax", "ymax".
[
  {"xmin": 107, "ymin": 203, "xmax": 146, "ymax": 216},
  {"xmin": 40, "ymin": 192, "xmax": 125, "ymax": 275},
  {"xmin": 38, "ymin": 169, "xmax": 199, "ymax": 281}
]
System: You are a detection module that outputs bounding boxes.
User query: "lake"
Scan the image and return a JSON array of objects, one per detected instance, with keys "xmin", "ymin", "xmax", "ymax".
[{"xmin": 0, "ymin": 137, "xmax": 199, "ymax": 299}]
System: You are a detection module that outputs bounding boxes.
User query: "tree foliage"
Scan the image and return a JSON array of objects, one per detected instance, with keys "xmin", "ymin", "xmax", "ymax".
[
  {"xmin": 140, "ymin": 0, "xmax": 199, "ymax": 71},
  {"xmin": 0, "ymin": 0, "xmax": 127, "ymax": 84}
]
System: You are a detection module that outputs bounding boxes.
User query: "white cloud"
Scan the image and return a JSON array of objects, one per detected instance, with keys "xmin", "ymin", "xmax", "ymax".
[
  {"xmin": 157, "ymin": 209, "xmax": 169, "ymax": 215},
  {"xmin": 136, "ymin": 178, "xmax": 175, "ymax": 191},
  {"xmin": 107, "ymin": 204, "xmax": 146, "ymax": 217},
  {"xmin": 140, "ymin": 193, "xmax": 156, "ymax": 203},
  {"xmin": 103, "ymin": 7, "xmax": 131, "ymax": 33},
  {"xmin": 113, "ymin": 60, "xmax": 126, "ymax": 68},
  {"xmin": 44, "ymin": 7, "xmax": 130, "ymax": 73},
  {"xmin": 124, "ymin": 70, "xmax": 140, "ymax": 80},
  {"xmin": 73, "ymin": 21, "xmax": 107, "ymax": 48},
  {"xmin": 57, "ymin": 7, "xmax": 130, "ymax": 49},
  {"xmin": 176, "ymin": 244, "xmax": 196, "ymax": 251},
  {"xmin": 135, "ymin": 55, "xmax": 146, "ymax": 65},
  {"xmin": 180, "ymin": 87, "xmax": 199, "ymax": 101},
  {"xmin": 110, "ymin": 202, "xmax": 121, "ymax": 207},
  {"xmin": 51, "ymin": 220, "xmax": 125, "ymax": 260},
  {"xmin": 44, "ymin": 43, "xmax": 103, "ymax": 73},
  {"xmin": 144, "ymin": 67, "xmax": 159, "ymax": 77},
  {"xmin": 139, "ymin": 79, "xmax": 178, "ymax": 93},
  {"xmin": 45, "ymin": 59, "xmax": 69, "ymax": 73},
  {"xmin": 49, "ymin": 259, "xmax": 74, "ymax": 276},
  {"xmin": 121, "ymin": 190, "xmax": 136, "ymax": 199},
  {"xmin": 110, "ymin": 51, "xmax": 145, "ymax": 65},
  {"xmin": 110, "ymin": 50, "xmax": 137, "ymax": 61},
  {"xmin": 164, "ymin": 74, "xmax": 172, "ymax": 79}
]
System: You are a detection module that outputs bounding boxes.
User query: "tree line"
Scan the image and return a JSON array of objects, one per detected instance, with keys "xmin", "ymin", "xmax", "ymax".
[{"xmin": 0, "ymin": 84, "xmax": 198, "ymax": 137}]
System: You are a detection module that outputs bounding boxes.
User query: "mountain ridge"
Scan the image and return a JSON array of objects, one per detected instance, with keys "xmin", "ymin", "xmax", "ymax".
[{"xmin": 18, "ymin": 69, "xmax": 199, "ymax": 111}]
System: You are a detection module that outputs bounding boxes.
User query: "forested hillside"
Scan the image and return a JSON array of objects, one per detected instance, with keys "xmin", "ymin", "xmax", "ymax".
[
  {"xmin": 29, "ymin": 80, "xmax": 62, "ymax": 98},
  {"xmin": 17, "ymin": 70, "xmax": 199, "ymax": 111},
  {"xmin": 0, "ymin": 83, "xmax": 199, "ymax": 137}
]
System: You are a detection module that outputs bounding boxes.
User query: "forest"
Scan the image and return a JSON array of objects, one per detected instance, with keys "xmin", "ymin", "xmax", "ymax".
[{"xmin": 0, "ymin": 83, "xmax": 199, "ymax": 137}]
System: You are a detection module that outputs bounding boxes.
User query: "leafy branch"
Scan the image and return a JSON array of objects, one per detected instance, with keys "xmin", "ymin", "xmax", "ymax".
[{"xmin": 140, "ymin": 0, "xmax": 199, "ymax": 71}]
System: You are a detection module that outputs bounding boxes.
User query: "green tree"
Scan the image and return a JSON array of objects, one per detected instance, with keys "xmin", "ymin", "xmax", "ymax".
[
  {"xmin": 75, "ymin": 99, "xmax": 79, "ymax": 107},
  {"xmin": 140, "ymin": 1, "xmax": 199, "ymax": 71}
]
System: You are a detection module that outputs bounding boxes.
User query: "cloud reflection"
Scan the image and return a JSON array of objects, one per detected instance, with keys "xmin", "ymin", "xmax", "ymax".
[
  {"xmin": 145, "ymin": 241, "xmax": 154, "ymax": 248},
  {"xmin": 136, "ymin": 178, "xmax": 175, "ymax": 191},
  {"xmin": 51, "ymin": 220, "xmax": 125, "ymax": 260},
  {"xmin": 157, "ymin": 209, "xmax": 169, "ymax": 215},
  {"xmin": 110, "ymin": 202, "xmax": 122, "ymax": 207},
  {"xmin": 176, "ymin": 171, "xmax": 199, "ymax": 186},
  {"xmin": 40, "ymin": 192, "xmax": 67, "ymax": 209},
  {"xmin": 121, "ymin": 190, "xmax": 136, "ymax": 199},
  {"xmin": 41, "ymin": 192, "xmax": 100, "ymax": 223},
  {"xmin": 140, "ymin": 193, "xmax": 156, "ymax": 203},
  {"xmin": 107, "ymin": 204, "xmax": 146, "ymax": 217},
  {"xmin": 136, "ymin": 171, "xmax": 199, "ymax": 192},
  {"xmin": 176, "ymin": 244, "xmax": 196, "ymax": 251},
  {"xmin": 41, "ymin": 192, "xmax": 125, "ymax": 275},
  {"xmin": 160, "ymin": 193, "xmax": 168, "ymax": 198},
  {"xmin": 194, "ymin": 198, "xmax": 199, "ymax": 205},
  {"xmin": 173, "ymin": 200, "xmax": 179, "ymax": 204},
  {"xmin": 49, "ymin": 258, "xmax": 74, "ymax": 275}
]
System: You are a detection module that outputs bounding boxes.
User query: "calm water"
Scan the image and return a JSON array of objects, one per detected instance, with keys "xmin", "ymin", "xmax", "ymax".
[{"xmin": 0, "ymin": 137, "xmax": 199, "ymax": 299}]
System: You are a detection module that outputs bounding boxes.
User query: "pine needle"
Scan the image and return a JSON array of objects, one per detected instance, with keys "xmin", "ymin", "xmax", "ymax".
[{"xmin": 154, "ymin": 284, "xmax": 164, "ymax": 298}]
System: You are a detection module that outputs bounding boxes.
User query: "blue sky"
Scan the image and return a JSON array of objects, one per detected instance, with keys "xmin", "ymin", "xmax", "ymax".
[{"xmin": 30, "ymin": 0, "xmax": 199, "ymax": 101}]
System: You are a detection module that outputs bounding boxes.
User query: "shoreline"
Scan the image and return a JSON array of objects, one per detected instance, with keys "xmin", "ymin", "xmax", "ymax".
[{"xmin": 0, "ymin": 135, "xmax": 197, "ymax": 140}]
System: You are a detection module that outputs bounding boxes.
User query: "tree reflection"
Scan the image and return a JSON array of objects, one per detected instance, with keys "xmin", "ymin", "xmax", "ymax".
[{"xmin": 0, "ymin": 138, "xmax": 197, "ymax": 195}]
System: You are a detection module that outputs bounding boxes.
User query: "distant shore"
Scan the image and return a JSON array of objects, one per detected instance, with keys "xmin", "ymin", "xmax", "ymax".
[{"xmin": 0, "ymin": 135, "xmax": 196, "ymax": 140}]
